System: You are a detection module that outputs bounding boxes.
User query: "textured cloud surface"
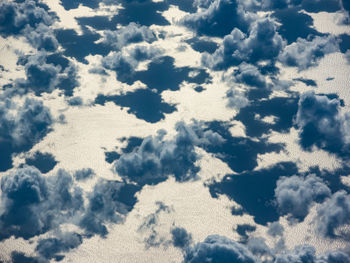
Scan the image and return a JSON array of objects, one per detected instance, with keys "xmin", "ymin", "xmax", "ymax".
[{"xmin": 0, "ymin": 0, "xmax": 350, "ymax": 262}]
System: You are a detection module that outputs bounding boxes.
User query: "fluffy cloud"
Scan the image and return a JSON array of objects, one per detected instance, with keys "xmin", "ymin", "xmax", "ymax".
[
  {"xmin": 316, "ymin": 190, "xmax": 350, "ymax": 238},
  {"xmin": 101, "ymin": 45, "xmax": 163, "ymax": 84},
  {"xmin": 23, "ymin": 23, "xmax": 58, "ymax": 51},
  {"xmin": 295, "ymin": 91, "xmax": 350, "ymax": 157},
  {"xmin": 180, "ymin": 0, "xmax": 252, "ymax": 37},
  {"xmin": 0, "ymin": 0, "xmax": 54, "ymax": 37},
  {"xmin": 103, "ymin": 22, "xmax": 156, "ymax": 50},
  {"xmin": 36, "ymin": 232, "xmax": 83, "ymax": 260},
  {"xmin": 0, "ymin": 98, "xmax": 53, "ymax": 171},
  {"xmin": 0, "ymin": 167, "xmax": 83, "ymax": 240},
  {"xmin": 279, "ymin": 36, "xmax": 339, "ymax": 70},
  {"xmin": 203, "ymin": 18, "xmax": 284, "ymax": 70},
  {"xmin": 114, "ymin": 122, "xmax": 224, "ymax": 185},
  {"xmin": 275, "ymin": 174, "xmax": 331, "ymax": 220},
  {"xmin": 234, "ymin": 63, "xmax": 267, "ymax": 89},
  {"xmin": 15, "ymin": 52, "xmax": 80, "ymax": 96},
  {"xmin": 183, "ymin": 235, "xmax": 257, "ymax": 263},
  {"xmin": 79, "ymin": 179, "xmax": 139, "ymax": 236},
  {"xmin": 171, "ymin": 227, "xmax": 193, "ymax": 249}
]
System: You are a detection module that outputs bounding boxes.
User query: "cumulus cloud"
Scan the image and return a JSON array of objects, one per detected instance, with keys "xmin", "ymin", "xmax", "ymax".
[
  {"xmin": 267, "ymin": 222, "xmax": 284, "ymax": 237},
  {"xmin": 279, "ymin": 36, "xmax": 339, "ymax": 70},
  {"xmin": 15, "ymin": 52, "xmax": 80, "ymax": 96},
  {"xmin": 23, "ymin": 23, "xmax": 58, "ymax": 51},
  {"xmin": 0, "ymin": 167, "xmax": 83, "ymax": 240},
  {"xmin": 101, "ymin": 45, "xmax": 163, "ymax": 84},
  {"xmin": 183, "ymin": 234, "xmax": 349, "ymax": 263},
  {"xmin": 36, "ymin": 232, "xmax": 83, "ymax": 260},
  {"xmin": 74, "ymin": 168, "xmax": 95, "ymax": 181},
  {"xmin": 247, "ymin": 237, "xmax": 271, "ymax": 257},
  {"xmin": 114, "ymin": 122, "xmax": 224, "ymax": 185},
  {"xmin": 0, "ymin": 98, "xmax": 53, "ymax": 171},
  {"xmin": 103, "ymin": 22, "xmax": 156, "ymax": 50},
  {"xmin": 171, "ymin": 227, "xmax": 193, "ymax": 249},
  {"xmin": 183, "ymin": 235, "xmax": 257, "ymax": 263},
  {"xmin": 0, "ymin": 0, "xmax": 54, "ymax": 37},
  {"xmin": 295, "ymin": 91, "xmax": 350, "ymax": 157},
  {"xmin": 275, "ymin": 174, "xmax": 331, "ymax": 221},
  {"xmin": 180, "ymin": 0, "xmax": 253, "ymax": 37},
  {"xmin": 79, "ymin": 179, "xmax": 139, "ymax": 236},
  {"xmin": 234, "ymin": 63, "xmax": 268, "ymax": 89},
  {"xmin": 226, "ymin": 88, "xmax": 249, "ymax": 110},
  {"xmin": 316, "ymin": 190, "xmax": 350, "ymax": 238},
  {"xmin": 275, "ymin": 244, "xmax": 350, "ymax": 263},
  {"xmin": 203, "ymin": 18, "xmax": 284, "ymax": 70},
  {"xmin": 0, "ymin": 0, "xmax": 60, "ymax": 52}
]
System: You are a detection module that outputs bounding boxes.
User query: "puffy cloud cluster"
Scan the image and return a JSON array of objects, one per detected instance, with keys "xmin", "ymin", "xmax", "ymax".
[
  {"xmin": 101, "ymin": 45, "xmax": 163, "ymax": 84},
  {"xmin": 79, "ymin": 179, "xmax": 139, "ymax": 236},
  {"xmin": 274, "ymin": 245, "xmax": 350, "ymax": 263},
  {"xmin": 15, "ymin": 52, "xmax": 80, "ymax": 96},
  {"xmin": 114, "ymin": 122, "xmax": 224, "ymax": 185},
  {"xmin": 0, "ymin": 167, "xmax": 83, "ymax": 240},
  {"xmin": 275, "ymin": 174, "xmax": 331, "ymax": 220},
  {"xmin": 171, "ymin": 227, "xmax": 193, "ymax": 249},
  {"xmin": 182, "ymin": 234, "xmax": 350, "ymax": 263},
  {"xmin": 234, "ymin": 63, "xmax": 268, "ymax": 89},
  {"xmin": 0, "ymin": 0, "xmax": 59, "ymax": 51},
  {"xmin": 0, "ymin": 0, "xmax": 54, "ymax": 36},
  {"xmin": 244, "ymin": 0, "xmax": 341, "ymax": 12},
  {"xmin": 180, "ymin": 0, "xmax": 252, "ymax": 37},
  {"xmin": 316, "ymin": 190, "xmax": 350, "ymax": 238},
  {"xmin": 23, "ymin": 23, "xmax": 58, "ymax": 51},
  {"xmin": 0, "ymin": 98, "xmax": 53, "ymax": 171},
  {"xmin": 0, "ymin": 165, "xmax": 140, "ymax": 259},
  {"xmin": 279, "ymin": 36, "xmax": 339, "ymax": 70},
  {"xmin": 103, "ymin": 22, "xmax": 156, "ymax": 50},
  {"xmin": 183, "ymin": 235, "xmax": 257, "ymax": 263},
  {"xmin": 36, "ymin": 232, "xmax": 83, "ymax": 260},
  {"xmin": 295, "ymin": 91, "xmax": 350, "ymax": 157},
  {"xmin": 203, "ymin": 18, "xmax": 284, "ymax": 70}
]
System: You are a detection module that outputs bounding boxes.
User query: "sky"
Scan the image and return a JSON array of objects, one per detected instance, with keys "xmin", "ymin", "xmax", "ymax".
[{"xmin": 0, "ymin": 0, "xmax": 350, "ymax": 262}]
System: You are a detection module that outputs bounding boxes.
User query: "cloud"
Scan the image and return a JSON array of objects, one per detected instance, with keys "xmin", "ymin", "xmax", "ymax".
[
  {"xmin": 316, "ymin": 190, "xmax": 350, "ymax": 238},
  {"xmin": 101, "ymin": 45, "xmax": 163, "ymax": 84},
  {"xmin": 274, "ymin": 244, "xmax": 350, "ymax": 263},
  {"xmin": 183, "ymin": 235, "xmax": 257, "ymax": 263},
  {"xmin": 247, "ymin": 237, "xmax": 271, "ymax": 257},
  {"xmin": 0, "ymin": 98, "xmax": 53, "ymax": 171},
  {"xmin": 275, "ymin": 174, "xmax": 331, "ymax": 221},
  {"xmin": 79, "ymin": 179, "xmax": 139, "ymax": 236},
  {"xmin": 267, "ymin": 222, "xmax": 284, "ymax": 237},
  {"xmin": 203, "ymin": 18, "xmax": 284, "ymax": 70},
  {"xmin": 180, "ymin": 0, "xmax": 252, "ymax": 37},
  {"xmin": 114, "ymin": 122, "xmax": 224, "ymax": 185},
  {"xmin": 0, "ymin": 0, "xmax": 54, "ymax": 37},
  {"xmin": 0, "ymin": 167, "xmax": 83, "ymax": 240},
  {"xmin": 138, "ymin": 202, "xmax": 172, "ymax": 248},
  {"xmin": 36, "ymin": 232, "xmax": 83, "ymax": 260},
  {"xmin": 171, "ymin": 227, "xmax": 193, "ymax": 249},
  {"xmin": 234, "ymin": 63, "xmax": 267, "ymax": 89},
  {"xmin": 279, "ymin": 36, "xmax": 339, "ymax": 70},
  {"xmin": 74, "ymin": 168, "xmax": 95, "ymax": 181},
  {"xmin": 15, "ymin": 52, "xmax": 80, "ymax": 96},
  {"xmin": 295, "ymin": 91, "xmax": 350, "ymax": 157},
  {"xmin": 23, "ymin": 23, "xmax": 58, "ymax": 51},
  {"xmin": 226, "ymin": 88, "xmax": 249, "ymax": 110},
  {"xmin": 102, "ymin": 22, "xmax": 156, "ymax": 50}
]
